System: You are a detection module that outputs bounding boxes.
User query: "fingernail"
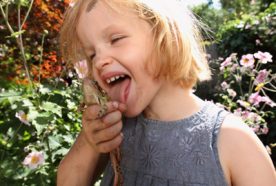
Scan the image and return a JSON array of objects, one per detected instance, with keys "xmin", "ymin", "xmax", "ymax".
[
  {"xmin": 120, "ymin": 132, "xmax": 124, "ymax": 138},
  {"xmin": 112, "ymin": 101, "xmax": 118, "ymax": 108}
]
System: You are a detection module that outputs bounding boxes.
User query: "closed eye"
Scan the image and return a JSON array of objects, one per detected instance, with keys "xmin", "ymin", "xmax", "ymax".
[
  {"xmin": 90, "ymin": 53, "xmax": 96, "ymax": 61},
  {"xmin": 111, "ymin": 35, "xmax": 126, "ymax": 45}
]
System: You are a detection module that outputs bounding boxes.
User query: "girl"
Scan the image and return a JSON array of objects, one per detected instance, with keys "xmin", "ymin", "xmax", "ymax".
[{"xmin": 57, "ymin": 0, "xmax": 276, "ymax": 185}]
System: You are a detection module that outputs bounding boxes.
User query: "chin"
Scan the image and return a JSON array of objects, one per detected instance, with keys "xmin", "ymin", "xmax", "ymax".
[{"xmin": 123, "ymin": 108, "xmax": 143, "ymax": 118}]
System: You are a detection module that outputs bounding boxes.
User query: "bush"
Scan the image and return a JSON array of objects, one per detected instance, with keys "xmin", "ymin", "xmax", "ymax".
[{"xmin": 216, "ymin": 3, "xmax": 276, "ymax": 57}]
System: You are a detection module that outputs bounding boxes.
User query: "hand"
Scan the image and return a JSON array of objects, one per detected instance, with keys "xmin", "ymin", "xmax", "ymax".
[{"xmin": 82, "ymin": 101, "xmax": 126, "ymax": 153}]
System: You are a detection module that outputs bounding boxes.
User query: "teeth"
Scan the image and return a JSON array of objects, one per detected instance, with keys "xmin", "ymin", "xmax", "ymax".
[{"xmin": 106, "ymin": 75, "xmax": 126, "ymax": 84}]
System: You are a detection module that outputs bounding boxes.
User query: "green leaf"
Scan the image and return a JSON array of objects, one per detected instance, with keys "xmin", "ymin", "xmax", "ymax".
[
  {"xmin": 32, "ymin": 121, "xmax": 45, "ymax": 136},
  {"xmin": 22, "ymin": 131, "xmax": 31, "ymax": 141},
  {"xmin": 34, "ymin": 116, "xmax": 50, "ymax": 125},
  {"xmin": 48, "ymin": 136, "xmax": 62, "ymax": 150},
  {"xmin": 66, "ymin": 99, "xmax": 77, "ymax": 110},
  {"xmin": 39, "ymin": 85, "xmax": 51, "ymax": 95},
  {"xmin": 22, "ymin": 99, "xmax": 33, "ymax": 107},
  {"xmin": 62, "ymin": 134, "xmax": 74, "ymax": 144},
  {"xmin": 0, "ymin": 91, "xmax": 21, "ymax": 102},
  {"xmin": 52, "ymin": 147, "xmax": 68, "ymax": 157},
  {"xmin": 41, "ymin": 102, "xmax": 62, "ymax": 117},
  {"xmin": 28, "ymin": 109, "xmax": 39, "ymax": 121}
]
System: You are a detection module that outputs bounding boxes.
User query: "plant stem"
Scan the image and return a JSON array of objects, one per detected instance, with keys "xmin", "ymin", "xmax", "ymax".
[
  {"xmin": 237, "ymin": 71, "xmax": 244, "ymax": 96},
  {"xmin": 263, "ymin": 87, "xmax": 276, "ymax": 92},
  {"xmin": 268, "ymin": 82, "xmax": 276, "ymax": 89},
  {"xmin": 20, "ymin": 0, "xmax": 34, "ymax": 30},
  {"xmin": 1, "ymin": 3, "xmax": 35, "ymax": 91},
  {"xmin": 38, "ymin": 34, "xmax": 46, "ymax": 84},
  {"xmin": 0, "ymin": 5, "xmax": 14, "ymax": 34},
  {"xmin": 17, "ymin": 3, "xmax": 34, "ymax": 91}
]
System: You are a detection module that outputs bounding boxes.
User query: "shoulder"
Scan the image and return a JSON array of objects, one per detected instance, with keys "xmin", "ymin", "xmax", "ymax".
[{"xmin": 217, "ymin": 114, "xmax": 276, "ymax": 186}]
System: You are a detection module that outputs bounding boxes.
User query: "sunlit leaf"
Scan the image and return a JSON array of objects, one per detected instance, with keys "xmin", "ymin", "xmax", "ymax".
[{"xmin": 41, "ymin": 101, "xmax": 62, "ymax": 117}]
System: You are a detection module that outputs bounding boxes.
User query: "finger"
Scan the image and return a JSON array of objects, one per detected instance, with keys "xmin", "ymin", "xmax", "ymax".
[
  {"xmin": 82, "ymin": 117, "xmax": 102, "ymax": 134},
  {"xmin": 117, "ymin": 102, "xmax": 127, "ymax": 113},
  {"xmin": 101, "ymin": 110, "xmax": 122, "ymax": 127},
  {"xmin": 83, "ymin": 101, "xmax": 119, "ymax": 120},
  {"xmin": 96, "ymin": 132, "xmax": 123, "ymax": 153},
  {"xmin": 82, "ymin": 108, "xmax": 123, "ymax": 132},
  {"xmin": 94, "ymin": 121, "xmax": 123, "ymax": 144}
]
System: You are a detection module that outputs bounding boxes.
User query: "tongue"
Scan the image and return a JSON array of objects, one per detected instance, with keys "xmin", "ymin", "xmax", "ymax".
[{"xmin": 110, "ymin": 78, "xmax": 130, "ymax": 103}]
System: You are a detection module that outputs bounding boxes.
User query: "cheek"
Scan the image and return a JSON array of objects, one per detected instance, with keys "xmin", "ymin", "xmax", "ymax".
[{"xmin": 91, "ymin": 68, "xmax": 106, "ymax": 90}]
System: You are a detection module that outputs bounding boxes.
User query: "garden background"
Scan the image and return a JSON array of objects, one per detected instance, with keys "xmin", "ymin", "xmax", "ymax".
[{"xmin": 0, "ymin": 0, "xmax": 275, "ymax": 185}]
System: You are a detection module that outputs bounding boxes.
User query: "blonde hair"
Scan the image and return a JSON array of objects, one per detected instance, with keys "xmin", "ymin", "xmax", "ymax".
[{"xmin": 60, "ymin": 0, "xmax": 211, "ymax": 88}]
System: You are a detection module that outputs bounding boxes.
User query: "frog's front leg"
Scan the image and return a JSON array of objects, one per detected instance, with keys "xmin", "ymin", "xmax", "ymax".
[{"xmin": 97, "ymin": 102, "xmax": 108, "ymax": 118}]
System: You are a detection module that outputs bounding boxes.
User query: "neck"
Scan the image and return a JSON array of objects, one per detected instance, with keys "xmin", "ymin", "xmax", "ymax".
[{"xmin": 143, "ymin": 83, "xmax": 204, "ymax": 121}]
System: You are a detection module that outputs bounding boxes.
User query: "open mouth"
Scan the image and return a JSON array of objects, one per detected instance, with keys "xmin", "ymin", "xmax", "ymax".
[
  {"xmin": 104, "ymin": 73, "xmax": 131, "ymax": 103},
  {"xmin": 105, "ymin": 74, "xmax": 130, "ymax": 86}
]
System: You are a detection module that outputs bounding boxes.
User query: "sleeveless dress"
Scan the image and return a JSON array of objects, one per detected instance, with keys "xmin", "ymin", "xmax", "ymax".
[{"xmin": 100, "ymin": 101, "xmax": 230, "ymax": 186}]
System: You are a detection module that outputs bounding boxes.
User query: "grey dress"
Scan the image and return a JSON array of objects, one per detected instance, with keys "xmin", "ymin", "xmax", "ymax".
[{"xmin": 100, "ymin": 101, "xmax": 229, "ymax": 186}]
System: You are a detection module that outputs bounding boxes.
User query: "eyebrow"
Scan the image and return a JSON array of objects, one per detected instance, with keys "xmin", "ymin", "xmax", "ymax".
[{"xmin": 86, "ymin": 0, "xmax": 98, "ymax": 12}]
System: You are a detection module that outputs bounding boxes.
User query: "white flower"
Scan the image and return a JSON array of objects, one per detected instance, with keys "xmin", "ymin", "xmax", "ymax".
[
  {"xmin": 15, "ymin": 110, "xmax": 30, "ymax": 126},
  {"xmin": 23, "ymin": 151, "xmax": 45, "ymax": 169},
  {"xmin": 227, "ymin": 89, "xmax": 237, "ymax": 98}
]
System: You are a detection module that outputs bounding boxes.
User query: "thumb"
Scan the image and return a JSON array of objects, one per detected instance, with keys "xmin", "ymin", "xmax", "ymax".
[{"xmin": 112, "ymin": 101, "xmax": 127, "ymax": 113}]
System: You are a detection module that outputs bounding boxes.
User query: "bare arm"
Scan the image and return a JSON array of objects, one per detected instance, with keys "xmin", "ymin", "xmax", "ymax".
[
  {"xmin": 57, "ymin": 130, "xmax": 108, "ymax": 186},
  {"xmin": 218, "ymin": 115, "xmax": 276, "ymax": 186},
  {"xmin": 57, "ymin": 101, "xmax": 126, "ymax": 186}
]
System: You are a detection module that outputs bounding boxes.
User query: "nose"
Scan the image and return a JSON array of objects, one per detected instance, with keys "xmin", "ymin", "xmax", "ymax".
[{"xmin": 94, "ymin": 49, "xmax": 113, "ymax": 71}]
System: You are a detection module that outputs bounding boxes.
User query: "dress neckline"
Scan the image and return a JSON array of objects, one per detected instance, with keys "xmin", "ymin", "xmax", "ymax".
[{"xmin": 137, "ymin": 101, "xmax": 210, "ymax": 125}]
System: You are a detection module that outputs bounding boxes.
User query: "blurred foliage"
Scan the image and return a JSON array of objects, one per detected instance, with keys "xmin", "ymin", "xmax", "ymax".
[
  {"xmin": 0, "ymin": 0, "xmax": 82, "ymax": 185},
  {"xmin": 194, "ymin": 0, "xmax": 276, "ymax": 166},
  {"xmin": 0, "ymin": 80, "xmax": 82, "ymax": 185},
  {"xmin": 216, "ymin": 2, "xmax": 276, "ymax": 58}
]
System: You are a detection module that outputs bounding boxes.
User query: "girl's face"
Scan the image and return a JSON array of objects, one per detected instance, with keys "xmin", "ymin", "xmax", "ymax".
[{"xmin": 77, "ymin": 1, "xmax": 164, "ymax": 117}]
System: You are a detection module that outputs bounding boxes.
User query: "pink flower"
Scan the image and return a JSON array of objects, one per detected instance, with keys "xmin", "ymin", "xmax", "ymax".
[
  {"xmin": 242, "ymin": 111, "xmax": 261, "ymax": 124},
  {"xmin": 220, "ymin": 57, "xmax": 232, "ymax": 68},
  {"xmin": 254, "ymin": 51, "xmax": 272, "ymax": 64},
  {"xmin": 230, "ymin": 64, "xmax": 239, "ymax": 72},
  {"xmin": 255, "ymin": 39, "xmax": 262, "ymax": 46},
  {"xmin": 233, "ymin": 108, "xmax": 242, "ymax": 116},
  {"xmin": 261, "ymin": 127, "xmax": 269, "ymax": 135},
  {"xmin": 220, "ymin": 81, "xmax": 229, "ymax": 90},
  {"xmin": 15, "ymin": 111, "xmax": 30, "ymax": 126},
  {"xmin": 248, "ymin": 92, "xmax": 262, "ymax": 106},
  {"xmin": 241, "ymin": 110, "xmax": 250, "ymax": 120},
  {"xmin": 261, "ymin": 96, "xmax": 276, "ymax": 107},
  {"xmin": 23, "ymin": 151, "xmax": 45, "ymax": 169},
  {"xmin": 240, "ymin": 54, "xmax": 255, "ymax": 68},
  {"xmin": 254, "ymin": 69, "xmax": 268, "ymax": 84},
  {"xmin": 69, "ymin": 0, "xmax": 76, "ymax": 7},
  {"xmin": 74, "ymin": 60, "xmax": 88, "ymax": 79},
  {"xmin": 251, "ymin": 125, "xmax": 260, "ymax": 133}
]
